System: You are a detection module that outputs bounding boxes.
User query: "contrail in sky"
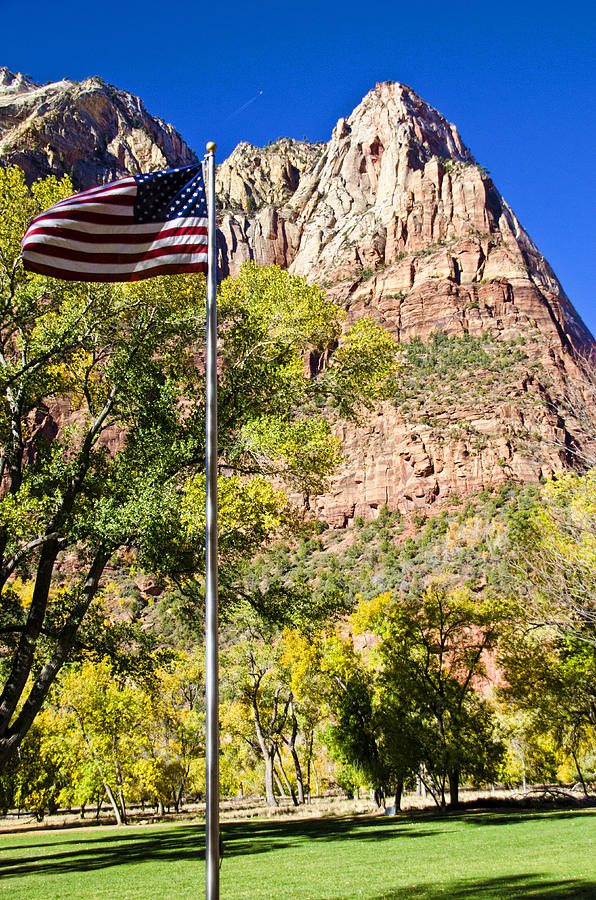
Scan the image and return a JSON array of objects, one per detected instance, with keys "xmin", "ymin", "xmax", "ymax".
[{"xmin": 223, "ymin": 90, "xmax": 264, "ymax": 122}]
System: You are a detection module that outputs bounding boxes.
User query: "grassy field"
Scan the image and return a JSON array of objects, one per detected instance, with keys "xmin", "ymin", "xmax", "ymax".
[{"xmin": 0, "ymin": 808, "xmax": 594, "ymax": 899}]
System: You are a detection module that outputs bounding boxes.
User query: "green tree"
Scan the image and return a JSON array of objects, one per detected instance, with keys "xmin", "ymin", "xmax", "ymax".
[
  {"xmin": 0, "ymin": 168, "xmax": 399, "ymax": 766},
  {"xmin": 322, "ymin": 612, "xmax": 421, "ymax": 811},
  {"xmin": 346, "ymin": 588, "xmax": 506, "ymax": 808},
  {"xmin": 499, "ymin": 629, "xmax": 596, "ymax": 794},
  {"xmin": 221, "ymin": 616, "xmax": 292, "ymax": 807},
  {"xmin": 280, "ymin": 628, "xmax": 332, "ymax": 802},
  {"xmin": 144, "ymin": 649, "xmax": 206, "ymax": 812},
  {"xmin": 0, "ymin": 709, "xmax": 68, "ymax": 818},
  {"xmin": 511, "ymin": 469, "xmax": 596, "ymax": 645}
]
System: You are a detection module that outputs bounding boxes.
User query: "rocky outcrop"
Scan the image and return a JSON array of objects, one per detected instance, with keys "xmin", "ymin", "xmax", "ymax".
[
  {"xmin": 0, "ymin": 67, "xmax": 196, "ymax": 189},
  {"xmin": 2, "ymin": 70, "xmax": 594, "ymax": 524},
  {"xmin": 218, "ymin": 82, "xmax": 589, "ymax": 351},
  {"xmin": 216, "ymin": 82, "xmax": 596, "ymax": 524}
]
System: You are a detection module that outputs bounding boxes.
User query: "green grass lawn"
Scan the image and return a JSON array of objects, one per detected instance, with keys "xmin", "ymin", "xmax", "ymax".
[{"xmin": 0, "ymin": 808, "xmax": 594, "ymax": 899}]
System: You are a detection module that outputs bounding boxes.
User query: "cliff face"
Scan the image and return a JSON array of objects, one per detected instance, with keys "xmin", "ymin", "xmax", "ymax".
[
  {"xmin": 216, "ymin": 82, "xmax": 595, "ymax": 524},
  {"xmin": 0, "ymin": 67, "xmax": 196, "ymax": 189},
  {"xmin": 2, "ymin": 71, "xmax": 594, "ymax": 525}
]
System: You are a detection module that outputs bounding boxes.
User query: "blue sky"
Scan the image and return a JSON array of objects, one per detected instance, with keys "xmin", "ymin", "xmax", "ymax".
[{"xmin": 3, "ymin": 0, "xmax": 595, "ymax": 334}]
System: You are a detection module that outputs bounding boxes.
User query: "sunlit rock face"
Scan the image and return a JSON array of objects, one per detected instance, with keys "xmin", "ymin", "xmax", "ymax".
[
  {"xmin": 0, "ymin": 67, "xmax": 197, "ymax": 189},
  {"xmin": 2, "ymin": 71, "xmax": 594, "ymax": 523},
  {"xmin": 216, "ymin": 82, "xmax": 595, "ymax": 524}
]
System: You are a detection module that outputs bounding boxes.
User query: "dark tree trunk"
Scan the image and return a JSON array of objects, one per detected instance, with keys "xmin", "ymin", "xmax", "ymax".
[
  {"xmin": 282, "ymin": 698, "xmax": 305, "ymax": 804},
  {"xmin": 0, "ymin": 546, "xmax": 111, "ymax": 768},
  {"xmin": 394, "ymin": 781, "xmax": 403, "ymax": 812},
  {"xmin": 572, "ymin": 748, "xmax": 589, "ymax": 798},
  {"xmin": 276, "ymin": 749, "xmax": 297, "ymax": 806},
  {"xmin": 104, "ymin": 782, "xmax": 125, "ymax": 826},
  {"xmin": 263, "ymin": 751, "xmax": 278, "ymax": 807},
  {"xmin": 448, "ymin": 769, "xmax": 460, "ymax": 808},
  {"xmin": 273, "ymin": 767, "xmax": 286, "ymax": 799}
]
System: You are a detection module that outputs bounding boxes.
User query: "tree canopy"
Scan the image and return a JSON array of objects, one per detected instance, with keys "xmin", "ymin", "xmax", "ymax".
[
  {"xmin": 0, "ymin": 167, "xmax": 399, "ymax": 767},
  {"xmin": 511, "ymin": 469, "xmax": 596, "ymax": 646}
]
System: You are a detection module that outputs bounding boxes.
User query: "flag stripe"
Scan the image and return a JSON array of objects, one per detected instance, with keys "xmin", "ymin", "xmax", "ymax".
[
  {"xmin": 23, "ymin": 258, "xmax": 207, "ymax": 282},
  {"xmin": 25, "ymin": 239, "xmax": 209, "ymax": 266},
  {"xmin": 24, "ymin": 248, "xmax": 208, "ymax": 272},
  {"xmin": 27, "ymin": 209, "xmax": 139, "ymax": 226},
  {"xmin": 24, "ymin": 215, "xmax": 207, "ymax": 239},
  {"xmin": 45, "ymin": 194, "xmax": 137, "ymax": 214},
  {"xmin": 50, "ymin": 180, "xmax": 138, "ymax": 210},
  {"xmin": 52, "ymin": 178, "xmax": 137, "ymax": 203},
  {"xmin": 22, "ymin": 223, "xmax": 208, "ymax": 247}
]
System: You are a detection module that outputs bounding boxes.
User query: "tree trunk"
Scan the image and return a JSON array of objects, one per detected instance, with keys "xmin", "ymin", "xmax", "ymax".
[
  {"xmin": 263, "ymin": 751, "xmax": 278, "ymax": 807},
  {"xmin": 572, "ymin": 748, "xmax": 589, "ymax": 798},
  {"xmin": 104, "ymin": 782, "xmax": 125, "ymax": 826},
  {"xmin": 0, "ymin": 539, "xmax": 60, "ymax": 746},
  {"xmin": 0, "ymin": 546, "xmax": 111, "ymax": 768},
  {"xmin": 312, "ymin": 759, "xmax": 319, "ymax": 796},
  {"xmin": 306, "ymin": 731, "xmax": 314, "ymax": 801},
  {"xmin": 275, "ymin": 749, "xmax": 297, "ymax": 806},
  {"xmin": 273, "ymin": 769, "xmax": 286, "ymax": 799},
  {"xmin": 417, "ymin": 770, "xmax": 427, "ymax": 799},
  {"xmin": 117, "ymin": 788, "xmax": 127, "ymax": 825},
  {"xmin": 394, "ymin": 781, "xmax": 403, "ymax": 812},
  {"xmin": 283, "ymin": 699, "xmax": 305, "ymax": 804},
  {"xmin": 448, "ymin": 769, "xmax": 459, "ymax": 808},
  {"xmin": 292, "ymin": 750, "xmax": 305, "ymax": 805}
]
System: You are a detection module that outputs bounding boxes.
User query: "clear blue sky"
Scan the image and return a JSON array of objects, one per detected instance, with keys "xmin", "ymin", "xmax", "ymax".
[{"xmin": 3, "ymin": 0, "xmax": 595, "ymax": 334}]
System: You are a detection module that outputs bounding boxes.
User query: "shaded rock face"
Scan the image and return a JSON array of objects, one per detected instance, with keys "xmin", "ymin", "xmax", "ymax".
[
  {"xmin": 0, "ymin": 67, "xmax": 197, "ymax": 189},
  {"xmin": 216, "ymin": 82, "xmax": 596, "ymax": 524}
]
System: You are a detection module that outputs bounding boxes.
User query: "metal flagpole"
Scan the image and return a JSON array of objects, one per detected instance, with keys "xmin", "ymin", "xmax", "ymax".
[{"xmin": 204, "ymin": 141, "xmax": 220, "ymax": 900}]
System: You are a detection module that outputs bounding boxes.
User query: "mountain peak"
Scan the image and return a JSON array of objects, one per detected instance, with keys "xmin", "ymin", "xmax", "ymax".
[
  {"xmin": 0, "ymin": 67, "xmax": 40, "ymax": 93},
  {"xmin": 0, "ymin": 70, "xmax": 196, "ymax": 189},
  {"xmin": 215, "ymin": 83, "xmax": 595, "ymax": 522},
  {"xmin": 2, "ymin": 71, "xmax": 594, "ymax": 522},
  {"xmin": 351, "ymin": 80, "xmax": 474, "ymax": 166}
]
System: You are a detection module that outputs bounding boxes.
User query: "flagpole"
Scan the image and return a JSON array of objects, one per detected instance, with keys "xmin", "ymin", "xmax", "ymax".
[{"xmin": 204, "ymin": 141, "xmax": 220, "ymax": 900}]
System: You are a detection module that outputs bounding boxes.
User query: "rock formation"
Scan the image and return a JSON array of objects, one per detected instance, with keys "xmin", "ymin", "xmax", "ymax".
[
  {"xmin": 0, "ymin": 67, "xmax": 196, "ymax": 189},
  {"xmin": 215, "ymin": 82, "xmax": 596, "ymax": 525},
  {"xmin": 2, "ymin": 70, "xmax": 594, "ymax": 525}
]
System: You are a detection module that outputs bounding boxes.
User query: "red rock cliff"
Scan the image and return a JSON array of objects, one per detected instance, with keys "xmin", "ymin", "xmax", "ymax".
[{"xmin": 216, "ymin": 83, "xmax": 595, "ymax": 524}]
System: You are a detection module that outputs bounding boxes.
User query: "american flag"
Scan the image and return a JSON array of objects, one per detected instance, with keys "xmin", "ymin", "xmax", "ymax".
[{"xmin": 21, "ymin": 163, "xmax": 209, "ymax": 282}]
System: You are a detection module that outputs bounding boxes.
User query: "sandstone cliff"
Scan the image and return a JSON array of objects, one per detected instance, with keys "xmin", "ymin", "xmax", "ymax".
[
  {"xmin": 0, "ymin": 67, "xmax": 196, "ymax": 189},
  {"xmin": 216, "ymin": 82, "xmax": 595, "ymax": 524},
  {"xmin": 2, "ymin": 70, "xmax": 594, "ymax": 525}
]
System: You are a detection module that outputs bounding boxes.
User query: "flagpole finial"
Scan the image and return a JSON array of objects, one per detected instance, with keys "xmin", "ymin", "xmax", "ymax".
[{"xmin": 206, "ymin": 142, "xmax": 217, "ymax": 154}]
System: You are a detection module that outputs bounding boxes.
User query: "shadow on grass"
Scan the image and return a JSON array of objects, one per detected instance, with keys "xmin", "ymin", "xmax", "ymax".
[
  {"xmin": 405, "ymin": 804, "xmax": 593, "ymax": 824},
  {"xmin": 1, "ymin": 810, "xmax": 594, "ymax": 897},
  {"xmin": 368, "ymin": 873, "xmax": 596, "ymax": 898},
  {"xmin": 0, "ymin": 816, "xmax": 436, "ymax": 879}
]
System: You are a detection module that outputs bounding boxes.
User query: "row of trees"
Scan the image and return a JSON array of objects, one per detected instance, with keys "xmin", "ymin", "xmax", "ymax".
[
  {"xmin": 0, "ymin": 648, "xmax": 205, "ymax": 823},
  {"xmin": 218, "ymin": 467, "xmax": 596, "ymax": 812},
  {"xmin": 3, "ymin": 563, "xmax": 594, "ymax": 820}
]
